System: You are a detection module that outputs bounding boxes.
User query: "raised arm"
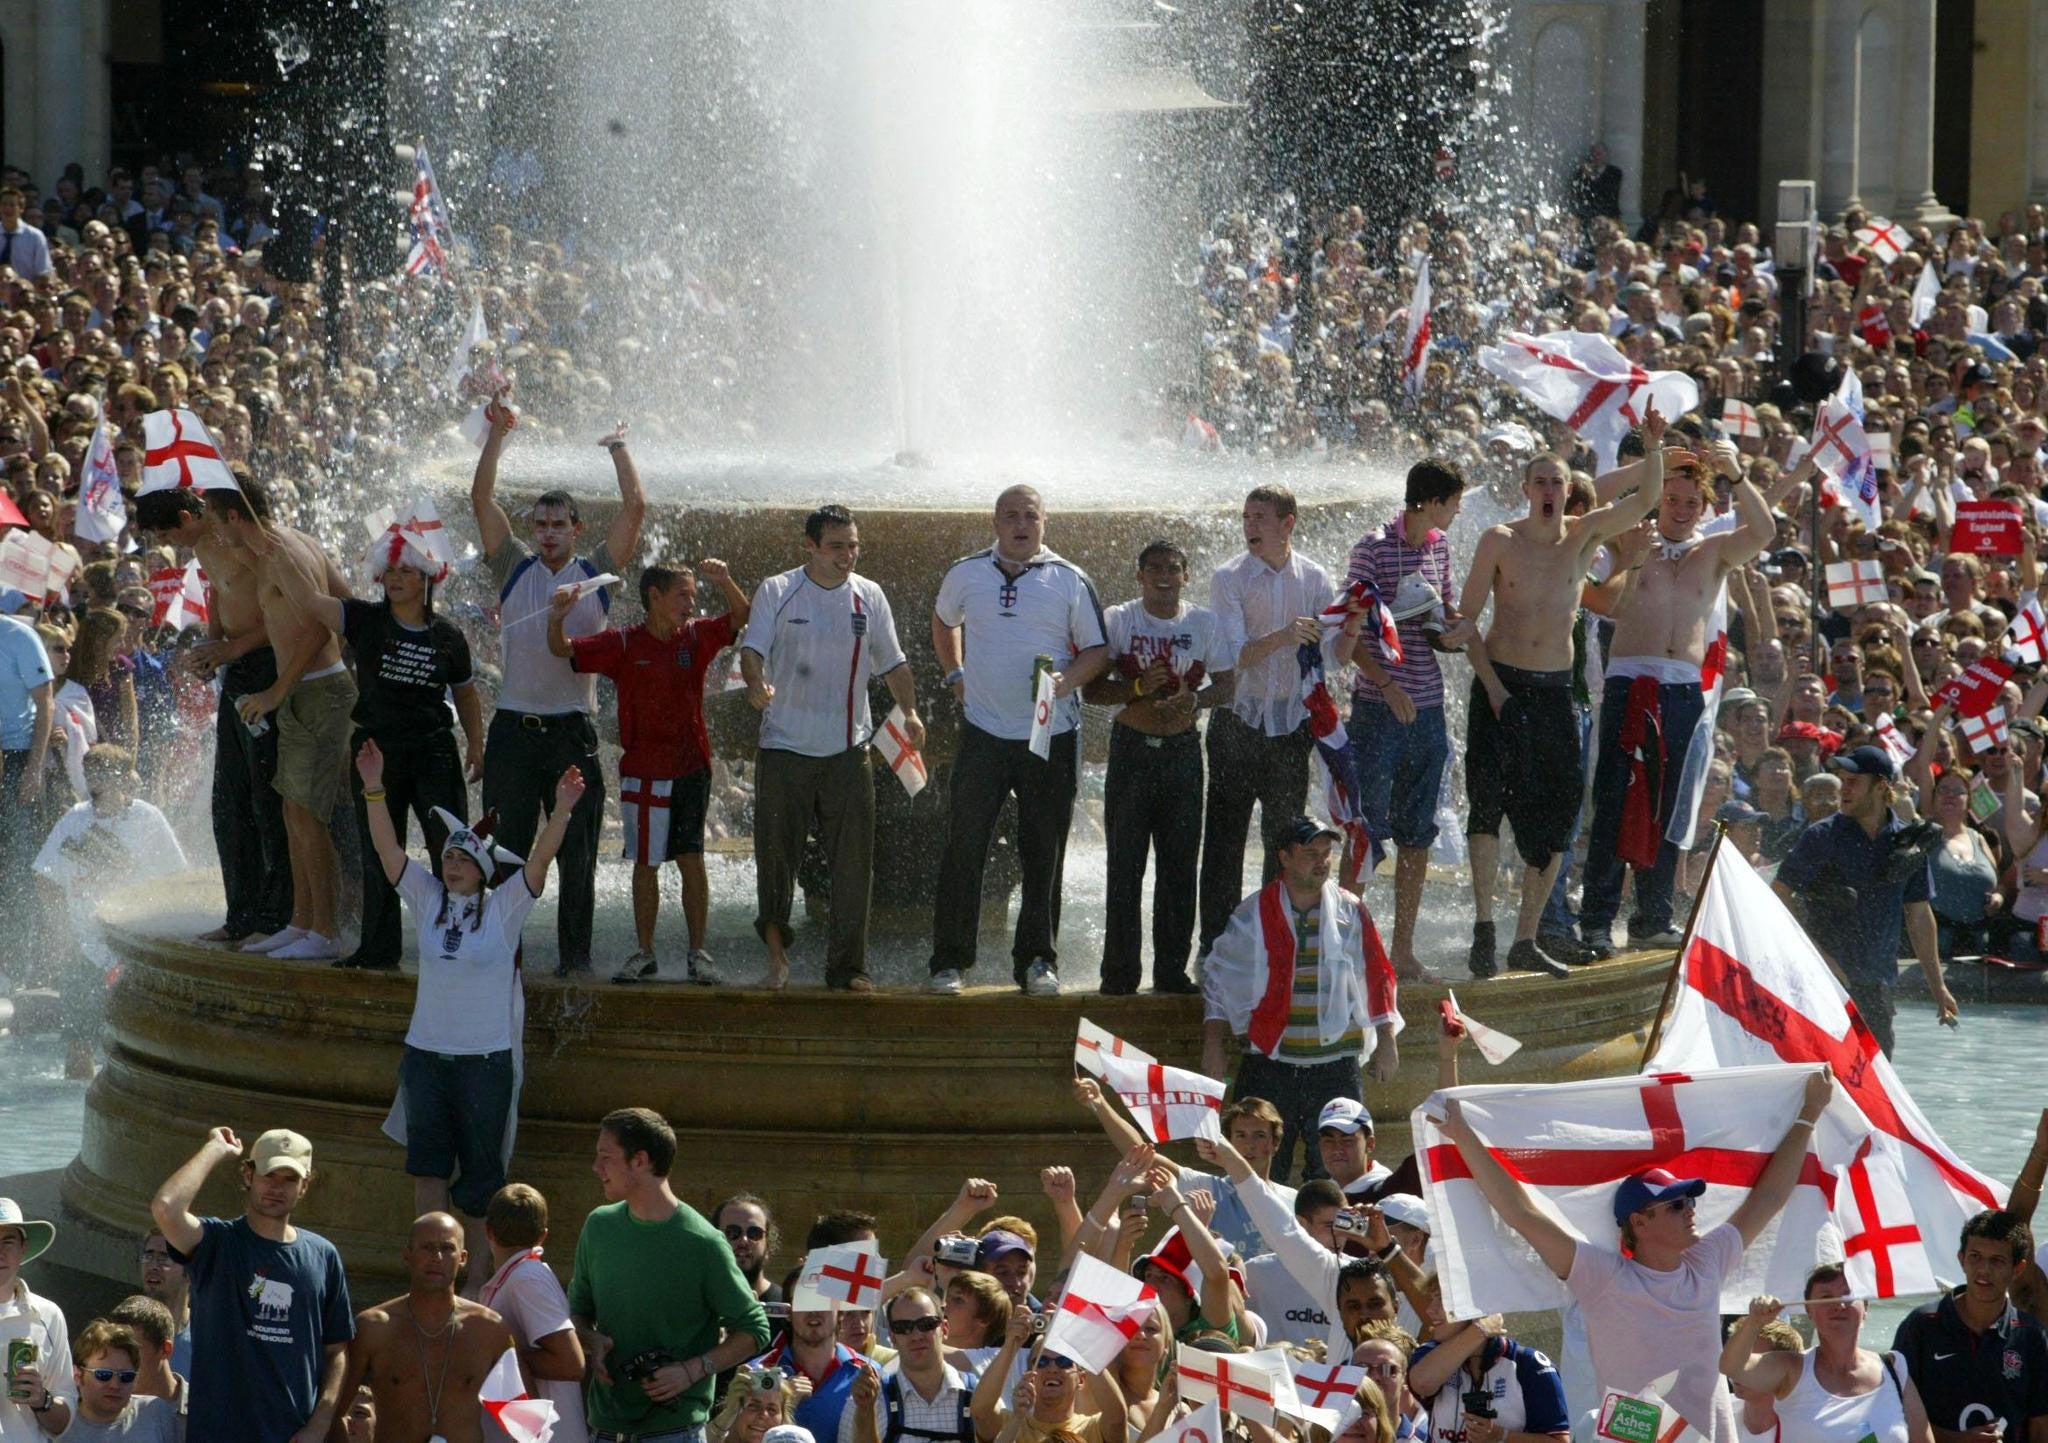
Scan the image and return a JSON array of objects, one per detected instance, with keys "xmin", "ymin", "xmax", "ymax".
[
  {"xmin": 524, "ymin": 766, "xmax": 589, "ymax": 896},
  {"xmin": 1438, "ymin": 1098, "xmax": 1580, "ymax": 1279},
  {"xmin": 352, "ymin": 741, "xmax": 409, "ymax": 886},
  {"xmin": 1716, "ymin": 1297, "xmax": 1800, "ymax": 1395},
  {"xmin": 900, "ymin": 1176, "xmax": 1000, "ymax": 1273},
  {"xmin": 1039, "ymin": 1167, "xmax": 1086, "ymax": 1255},
  {"xmin": 2011, "ymin": 1110, "xmax": 2048, "ymax": 1220},
  {"xmin": 1707, "ymin": 472, "xmax": 1776, "ymax": 572},
  {"xmin": 1151, "ymin": 1167, "xmax": 1235, "ymax": 1329},
  {"xmin": 471, "ymin": 401, "xmax": 516, "ymax": 557},
  {"xmin": 1727, "ymin": 1068, "xmax": 1834, "ymax": 1246},
  {"xmin": 247, "ymin": 524, "xmax": 345, "ymax": 635},
  {"xmin": 971, "ymin": 1308, "xmax": 1032, "ymax": 1438},
  {"xmin": 699, "ymin": 558, "xmax": 750, "ymax": 630},
  {"xmin": 150, "ymin": 1126, "xmax": 240, "ymax": 1255},
  {"xmin": 602, "ymin": 424, "xmax": 646, "ymax": 567}
]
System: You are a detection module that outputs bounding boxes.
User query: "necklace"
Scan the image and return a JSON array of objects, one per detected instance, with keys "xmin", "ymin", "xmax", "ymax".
[{"xmin": 409, "ymin": 1300, "xmax": 457, "ymax": 1433}]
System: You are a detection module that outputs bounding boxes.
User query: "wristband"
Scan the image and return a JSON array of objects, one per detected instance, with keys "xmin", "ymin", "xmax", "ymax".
[
  {"xmin": 1788, "ymin": 1117, "xmax": 1816, "ymax": 1132},
  {"xmin": 944, "ymin": 667, "xmax": 965, "ymax": 687},
  {"xmin": 1131, "ymin": 674, "xmax": 1145, "ymax": 698},
  {"xmin": 362, "ymin": 788, "xmax": 388, "ymax": 802},
  {"xmin": 605, "ymin": 439, "xmax": 626, "ymax": 454}
]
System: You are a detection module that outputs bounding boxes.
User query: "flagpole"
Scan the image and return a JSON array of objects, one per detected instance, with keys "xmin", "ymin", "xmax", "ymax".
[{"xmin": 1637, "ymin": 824, "xmax": 1726, "ymax": 1069}]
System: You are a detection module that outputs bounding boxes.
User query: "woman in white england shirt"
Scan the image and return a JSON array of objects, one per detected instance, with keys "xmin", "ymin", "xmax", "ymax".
[{"xmin": 355, "ymin": 738, "xmax": 583, "ymax": 1284}]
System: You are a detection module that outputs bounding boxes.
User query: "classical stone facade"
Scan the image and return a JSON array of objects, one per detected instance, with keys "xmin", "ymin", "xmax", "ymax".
[{"xmin": 0, "ymin": 0, "xmax": 114, "ymax": 188}]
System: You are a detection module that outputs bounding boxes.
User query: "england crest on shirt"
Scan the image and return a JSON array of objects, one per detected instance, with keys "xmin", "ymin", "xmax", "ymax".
[{"xmin": 998, "ymin": 581, "xmax": 1019, "ymax": 612}]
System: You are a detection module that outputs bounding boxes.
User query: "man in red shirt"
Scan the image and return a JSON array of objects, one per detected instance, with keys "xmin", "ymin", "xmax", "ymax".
[{"xmin": 549, "ymin": 560, "xmax": 751, "ymax": 982}]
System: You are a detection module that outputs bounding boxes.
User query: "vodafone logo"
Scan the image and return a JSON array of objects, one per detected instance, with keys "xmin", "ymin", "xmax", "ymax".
[{"xmin": 1036, "ymin": 699, "xmax": 1052, "ymax": 726}]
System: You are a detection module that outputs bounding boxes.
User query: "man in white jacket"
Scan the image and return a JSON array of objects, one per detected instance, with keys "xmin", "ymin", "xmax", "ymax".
[{"xmin": 1201, "ymin": 816, "xmax": 1404, "ymax": 1182}]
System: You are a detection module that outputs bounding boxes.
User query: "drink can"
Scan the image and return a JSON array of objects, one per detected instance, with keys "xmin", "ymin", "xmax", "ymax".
[
  {"xmin": 6, "ymin": 1336, "xmax": 34, "ymax": 1382},
  {"xmin": 1032, "ymin": 654, "xmax": 1053, "ymax": 706},
  {"xmin": 234, "ymin": 697, "xmax": 270, "ymax": 737}
]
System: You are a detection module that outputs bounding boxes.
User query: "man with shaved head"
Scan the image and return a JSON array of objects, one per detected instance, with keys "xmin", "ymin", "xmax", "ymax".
[{"xmin": 331, "ymin": 1213, "xmax": 517, "ymax": 1443}]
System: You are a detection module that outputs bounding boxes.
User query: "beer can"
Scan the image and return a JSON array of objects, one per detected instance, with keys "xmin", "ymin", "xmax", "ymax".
[
  {"xmin": 6, "ymin": 1336, "xmax": 35, "ymax": 1386},
  {"xmin": 1032, "ymin": 654, "xmax": 1053, "ymax": 706}
]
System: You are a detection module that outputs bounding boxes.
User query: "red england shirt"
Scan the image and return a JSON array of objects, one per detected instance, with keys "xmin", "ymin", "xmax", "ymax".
[{"xmin": 569, "ymin": 613, "xmax": 736, "ymax": 778}]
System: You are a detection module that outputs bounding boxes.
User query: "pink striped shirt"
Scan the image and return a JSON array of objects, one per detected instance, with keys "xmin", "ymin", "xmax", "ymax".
[{"xmin": 1345, "ymin": 517, "xmax": 1457, "ymax": 708}]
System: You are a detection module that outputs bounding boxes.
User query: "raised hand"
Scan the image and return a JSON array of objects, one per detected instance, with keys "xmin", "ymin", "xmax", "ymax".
[
  {"xmin": 355, "ymin": 739, "xmax": 385, "ymax": 788},
  {"xmin": 1040, "ymin": 1166, "xmax": 1076, "ymax": 1205},
  {"xmin": 957, "ymin": 1177, "xmax": 1000, "ymax": 1215},
  {"xmin": 554, "ymin": 765, "xmax": 587, "ymax": 812}
]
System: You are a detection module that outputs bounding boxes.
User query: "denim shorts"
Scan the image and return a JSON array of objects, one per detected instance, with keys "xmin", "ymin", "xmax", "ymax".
[
  {"xmin": 1347, "ymin": 699, "xmax": 1449, "ymax": 850},
  {"xmin": 399, "ymin": 1045, "xmax": 514, "ymax": 1216}
]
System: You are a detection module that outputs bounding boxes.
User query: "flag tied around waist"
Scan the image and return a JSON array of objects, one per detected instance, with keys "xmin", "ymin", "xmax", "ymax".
[
  {"xmin": 480, "ymin": 1346, "xmax": 558, "ymax": 1442},
  {"xmin": 1412, "ymin": 1061, "xmax": 1870, "ymax": 1319},
  {"xmin": 1043, "ymin": 1253, "xmax": 1159, "ymax": 1374},
  {"xmin": 1096, "ymin": 1046, "xmax": 1227, "ymax": 1144},
  {"xmin": 1646, "ymin": 843, "xmax": 2004, "ymax": 1297}
]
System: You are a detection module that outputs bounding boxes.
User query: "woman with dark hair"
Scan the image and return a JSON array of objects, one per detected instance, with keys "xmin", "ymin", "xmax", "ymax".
[
  {"xmin": 253, "ymin": 509, "xmax": 483, "ymax": 968},
  {"xmin": 1719, "ymin": 1265, "xmax": 1932, "ymax": 1443}
]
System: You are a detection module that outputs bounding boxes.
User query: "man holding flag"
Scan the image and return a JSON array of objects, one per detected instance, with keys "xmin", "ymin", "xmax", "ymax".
[
  {"xmin": 1201, "ymin": 816, "xmax": 1403, "ymax": 1181},
  {"xmin": 1437, "ymin": 1068, "xmax": 1837, "ymax": 1443}
]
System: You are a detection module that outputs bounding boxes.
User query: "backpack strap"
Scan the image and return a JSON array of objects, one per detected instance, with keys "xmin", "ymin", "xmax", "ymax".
[
  {"xmin": 1882, "ymin": 1352, "xmax": 1904, "ymax": 1404},
  {"xmin": 883, "ymin": 1371, "xmax": 906, "ymax": 1443}
]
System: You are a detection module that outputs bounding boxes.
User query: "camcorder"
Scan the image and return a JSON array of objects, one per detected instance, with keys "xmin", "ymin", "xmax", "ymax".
[
  {"xmin": 617, "ymin": 1349, "xmax": 678, "ymax": 1386},
  {"xmin": 936, "ymin": 1236, "xmax": 979, "ymax": 1268}
]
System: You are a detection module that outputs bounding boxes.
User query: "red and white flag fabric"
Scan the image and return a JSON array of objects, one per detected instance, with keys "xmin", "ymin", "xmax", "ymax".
[
  {"xmin": 1873, "ymin": 713, "xmax": 1916, "ymax": 771},
  {"xmin": 1074, "ymin": 1017, "xmax": 1155, "ymax": 1079},
  {"xmin": 1478, "ymin": 330, "xmax": 1700, "ymax": 472},
  {"xmin": 1301, "ymin": 612, "xmax": 1383, "ymax": 882},
  {"xmin": 1182, "ymin": 412, "xmax": 1222, "ymax": 453},
  {"xmin": 1160, "ymin": 1400, "xmax": 1224, "ymax": 1443},
  {"xmin": 362, "ymin": 497, "xmax": 454, "ymax": 584},
  {"xmin": 405, "ymin": 143, "xmax": 456, "ymax": 280},
  {"xmin": 1288, "ymin": 1358, "xmax": 1367, "ymax": 1413},
  {"xmin": 1816, "ymin": 367, "xmax": 1883, "ymax": 534},
  {"xmin": 0, "ymin": 529, "xmax": 56, "ymax": 598},
  {"xmin": 1857, "ymin": 303, "xmax": 1894, "ymax": 352},
  {"xmin": 480, "ymin": 1346, "xmax": 558, "ymax": 1443},
  {"xmin": 1412, "ymin": 1062, "xmax": 1871, "ymax": 1319},
  {"xmin": 1644, "ymin": 844, "xmax": 2006, "ymax": 1297},
  {"xmin": 1720, "ymin": 400, "xmax": 1760, "ymax": 441},
  {"xmin": 795, "ymin": 1241, "xmax": 889, "ymax": 1311},
  {"xmin": 1809, "ymin": 396, "xmax": 1870, "ymax": 491},
  {"xmin": 1823, "ymin": 560, "xmax": 1888, "ymax": 611},
  {"xmin": 1044, "ymin": 1254, "xmax": 1159, "ymax": 1375},
  {"xmin": 2007, "ymin": 597, "xmax": 2047, "ymax": 665},
  {"xmin": 1932, "ymin": 657, "xmax": 2013, "ymax": 717},
  {"xmin": 1443, "ymin": 987, "xmax": 1522, "ymax": 1065},
  {"xmin": 1097, "ymin": 1048, "xmax": 1227, "ymax": 1144},
  {"xmin": 138, "ymin": 408, "xmax": 239, "ymax": 495},
  {"xmin": 1027, "ymin": 663, "xmax": 1056, "ymax": 761},
  {"xmin": 1177, "ymin": 1345, "xmax": 1283, "ymax": 1425},
  {"xmin": 1665, "ymin": 581, "xmax": 1731, "ymax": 849},
  {"xmin": 1854, "ymin": 217, "xmax": 1909, "ymax": 264},
  {"xmin": 873, "ymin": 703, "xmax": 928, "ymax": 798},
  {"xmin": 75, "ymin": 422, "xmax": 125, "ymax": 544},
  {"xmin": 147, "ymin": 558, "xmax": 209, "ymax": 630},
  {"xmin": 1399, "ymin": 254, "xmax": 1432, "ymax": 401},
  {"xmin": 1959, "ymin": 705, "xmax": 2010, "ymax": 755}
]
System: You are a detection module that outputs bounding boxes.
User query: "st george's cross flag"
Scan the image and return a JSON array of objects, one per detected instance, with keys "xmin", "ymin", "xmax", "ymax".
[
  {"xmin": 1854, "ymin": 217, "xmax": 1910, "ymax": 264},
  {"xmin": 1288, "ymin": 1358, "xmax": 1368, "ymax": 1413},
  {"xmin": 1720, "ymin": 399, "xmax": 1760, "ymax": 441},
  {"xmin": 1096, "ymin": 1047, "xmax": 1228, "ymax": 1144},
  {"xmin": 480, "ymin": 1347, "xmax": 558, "ymax": 1442},
  {"xmin": 1411, "ymin": 1062, "xmax": 1871, "ymax": 1320},
  {"xmin": 1824, "ymin": 560, "xmax": 1888, "ymax": 611},
  {"xmin": 1959, "ymin": 706, "xmax": 2011, "ymax": 755},
  {"xmin": 1177, "ymin": 1345, "xmax": 1285, "ymax": 1426},
  {"xmin": 1043, "ymin": 1254, "xmax": 1159, "ymax": 1374},
  {"xmin": 2006, "ymin": 596, "xmax": 2047, "ymax": 665},
  {"xmin": 1873, "ymin": 713, "xmax": 1916, "ymax": 772},
  {"xmin": 1478, "ymin": 331, "xmax": 1699, "ymax": 473},
  {"xmin": 138, "ymin": 408, "xmax": 239, "ymax": 495},
  {"xmin": 1400, "ymin": 254, "xmax": 1433, "ymax": 400},
  {"xmin": 0, "ymin": 529, "xmax": 57, "ymax": 598},
  {"xmin": 796, "ymin": 1242, "xmax": 889, "ymax": 1311},
  {"xmin": 872, "ymin": 703, "xmax": 929, "ymax": 798},
  {"xmin": 1074, "ymin": 1018, "xmax": 1155, "ymax": 1078},
  {"xmin": 146, "ymin": 557, "xmax": 210, "ymax": 631},
  {"xmin": 1645, "ymin": 844, "xmax": 2006, "ymax": 1297},
  {"xmin": 74, "ymin": 422, "xmax": 125, "ymax": 544}
]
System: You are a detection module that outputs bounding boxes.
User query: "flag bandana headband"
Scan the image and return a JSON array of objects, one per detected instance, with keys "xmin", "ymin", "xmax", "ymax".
[{"xmin": 364, "ymin": 515, "xmax": 450, "ymax": 585}]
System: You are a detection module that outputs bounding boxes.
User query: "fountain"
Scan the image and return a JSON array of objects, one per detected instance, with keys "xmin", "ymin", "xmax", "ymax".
[{"xmin": 43, "ymin": 0, "xmax": 1681, "ymax": 1301}]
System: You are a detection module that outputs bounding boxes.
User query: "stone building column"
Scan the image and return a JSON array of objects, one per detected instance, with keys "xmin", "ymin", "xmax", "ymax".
[
  {"xmin": 1819, "ymin": 0, "xmax": 1861, "ymax": 214},
  {"xmin": 32, "ymin": 0, "xmax": 85, "ymax": 187},
  {"xmin": 1897, "ymin": 0, "xmax": 1953, "ymax": 222},
  {"xmin": 1603, "ymin": 0, "xmax": 1649, "ymax": 226}
]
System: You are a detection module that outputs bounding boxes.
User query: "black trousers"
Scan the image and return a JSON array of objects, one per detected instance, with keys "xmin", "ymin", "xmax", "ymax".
[
  {"xmin": 352, "ymin": 731, "xmax": 468, "ymax": 964},
  {"xmin": 1199, "ymin": 709, "xmax": 1314, "ymax": 946},
  {"xmin": 1102, "ymin": 726, "xmax": 1203, "ymax": 991},
  {"xmin": 1234, "ymin": 1052, "xmax": 1360, "ymax": 1185},
  {"xmin": 212, "ymin": 650, "xmax": 292, "ymax": 936},
  {"xmin": 482, "ymin": 710, "xmax": 604, "ymax": 965},
  {"xmin": 930, "ymin": 722, "xmax": 1078, "ymax": 982}
]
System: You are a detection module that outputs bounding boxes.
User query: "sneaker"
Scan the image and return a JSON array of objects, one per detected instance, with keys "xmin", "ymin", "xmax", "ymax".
[
  {"xmin": 685, "ymin": 949, "xmax": 722, "ymax": 986},
  {"xmin": 240, "ymin": 926, "xmax": 304, "ymax": 955},
  {"xmin": 271, "ymin": 932, "xmax": 339, "ymax": 961},
  {"xmin": 1468, "ymin": 920, "xmax": 1498, "ymax": 979},
  {"xmin": 612, "ymin": 951, "xmax": 659, "ymax": 985},
  {"xmin": 1537, "ymin": 933, "xmax": 1597, "ymax": 967},
  {"xmin": 928, "ymin": 968, "xmax": 964, "ymax": 996},
  {"xmin": 1151, "ymin": 974, "xmax": 1201, "ymax": 996},
  {"xmin": 1098, "ymin": 979, "xmax": 1138, "ymax": 997},
  {"xmin": 1627, "ymin": 928, "xmax": 1687, "ymax": 951},
  {"xmin": 1023, "ymin": 960, "xmax": 1062, "ymax": 997},
  {"xmin": 1507, "ymin": 938, "xmax": 1571, "ymax": 978},
  {"xmin": 1586, "ymin": 937, "xmax": 1617, "ymax": 962}
]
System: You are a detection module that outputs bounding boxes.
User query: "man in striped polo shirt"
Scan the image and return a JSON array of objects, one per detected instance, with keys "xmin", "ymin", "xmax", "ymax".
[
  {"xmin": 1201, "ymin": 815, "xmax": 1403, "ymax": 1183},
  {"xmin": 1335, "ymin": 459, "xmax": 1473, "ymax": 981}
]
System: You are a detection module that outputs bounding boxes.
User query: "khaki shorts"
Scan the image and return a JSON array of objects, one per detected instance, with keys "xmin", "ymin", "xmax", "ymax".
[{"xmin": 274, "ymin": 669, "xmax": 358, "ymax": 817}]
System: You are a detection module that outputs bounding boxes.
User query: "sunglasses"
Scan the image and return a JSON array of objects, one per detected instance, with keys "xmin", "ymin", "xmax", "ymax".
[
  {"xmin": 724, "ymin": 1225, "xmax": 767, "ymax": 1242},
  {"xmin": 86, "ymin": 1369, "xmax": 138, "ymax": 1384},
  {"xmin": 889, "ymin": 1316, "xmax": 942, "ymax": 1335},
  {"xmin": 1033, "ymin": 1354, "xmax": 1077, "ymax": 1371},
  {"xmin": 1361, "ymin": 1361, "xmax": 1404, "ymax": 1378}
]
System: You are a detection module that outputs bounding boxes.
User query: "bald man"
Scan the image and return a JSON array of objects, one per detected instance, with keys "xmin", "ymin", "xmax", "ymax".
[{"xmin": 332, "ymin": 1213, "xmax": 516, "ymax": 1443}]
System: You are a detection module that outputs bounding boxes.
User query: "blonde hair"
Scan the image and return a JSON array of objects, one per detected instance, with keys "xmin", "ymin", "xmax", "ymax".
[{"xmin": 708, "ymin": 1372, "xmax": 801, "ymax": 1443}]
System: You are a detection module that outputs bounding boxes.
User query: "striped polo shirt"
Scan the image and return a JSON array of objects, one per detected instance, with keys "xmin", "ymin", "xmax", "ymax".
[
  {"xmin": 1278, "ymin": 901, "xmax": 1363, "ymax": 1063},
  {"xmin": 1345, "ymin": 516, "xmax": 1457, "ymax": 709}
]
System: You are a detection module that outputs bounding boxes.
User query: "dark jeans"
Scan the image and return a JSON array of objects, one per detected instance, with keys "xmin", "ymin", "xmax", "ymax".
[
  {"xmin": 1541, "ymin": 702, "xmax": 1595, "ymax": 940},
  {"xmin": 754, "ymin": 745, "xmax": 876, "ymax": 986},
  {"xmin": 212, "ymin": 650, "xmax": 292, "ymax": 936},
  {"xmin": 1102, "ymin": 726, "xmax": 1203, "ymax": 991},
  {"xmin": 930, "ymin": 722, "xmax": 1078, "ymax": 982},
  {"xmin": 1199, "ymin": 710, "xmax": 1314, "ymax": 947},
  {"xmin": 1581, "ymin": 675, "xmax": 1706, "ymax": 941},
  {"xmin": 483, "ymin": 710, "xmax": 604, "ymax": 965},
  {"xmin": 1, "ymin": 750, "xmax": 35, "ymax": 975},
  {"xmin": 352, "ymin": 731, "xmax": 467, "ymax": 964},
  {"xmin": 399, "ymin": 1045, "xmax": 514, "ymax": 1216},
  {"xmin": 1233, "ymin": 1051, "xmax": 1360, "ymax": 1185}
]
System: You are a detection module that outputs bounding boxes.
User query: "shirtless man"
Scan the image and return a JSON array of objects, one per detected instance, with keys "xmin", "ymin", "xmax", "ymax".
[
  {"xmin": 1579, "ymin": 435, "xmax": 1775, "ymax": 959},
  {"xmin": 1460, "ymin": 417, "xmax": 1675, "ymax": 978},
  {"xmin": 137, "ymin": 482, "xmax": 291, "ymax": 946},
  {"xmin": 210, "ymin": 481, "xmax": 357, "ymax": 961},
  {"xmin": 334, "ymin": 1213, "xmax": 516, "ymax": 1443}
]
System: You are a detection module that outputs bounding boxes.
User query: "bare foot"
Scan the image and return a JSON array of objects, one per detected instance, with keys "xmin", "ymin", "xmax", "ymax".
[
  {"xmin": 763, "ymin": 958, "xmax": 789, "ymax": 991},
  {"xmin": 195, "ymin": 925, "xmax": 237, "ymax": 944},
  {"xmin": 1393, "ymin": 954, "xmax": 1444, "ymax": 984},
  {"xmin": 844, "ymin": 975, "xmax": 874, "ymax": 994}
]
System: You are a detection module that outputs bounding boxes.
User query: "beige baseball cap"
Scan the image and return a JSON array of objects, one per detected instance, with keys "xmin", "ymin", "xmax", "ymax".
[{"xmin": 249, "ymin": 1129, "xmax": 313, "ymax": 1178}]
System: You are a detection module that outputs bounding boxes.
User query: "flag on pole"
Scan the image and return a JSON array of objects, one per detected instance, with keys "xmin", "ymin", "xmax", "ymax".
[
  {"xmin": 2006, "ymin": 596, "xmax": 2047, "ymax": 665},
  {"xmin": 74, "ymin": 422, "xmax": 125, "ymax": 544},
  {"xmin": 1412, "ymin": 1063, "xmax": 1871, "ymax": 1319},
  {"xmin": 1043, "ymin": 1254, "xmax": 1159, "ymax": 1375},
  {"xmin": 443, "ymin": 293, "xmax": 489, "ymax": 393},
  {"xmin": 797, "ymin": 1242, "xmax": 889, "ymax": 1310},
  {"xmin": 138, "ymin": 408, "xmax": 239, "ymax": 495},
  {"xmin": 1644, "ymin": 844, "xmax": 2007, "ymax": 1297},
  {"xmin": 1823, "ymin": 560, "xmax": 1888, "ymax": 611},
  {"xmin": 1075, "ymin": 1018, "xmax": 1156, "ymax": 1078},
  {"xmin": 1027, "ymin": 663, "xmax": 1055, "ymax": 761},
  {"xmin": 1176, "ymin": 1345, "xmax": 1283, "ymax": 1425},
  {"xmin": 1959, "ymin": 706, "xmax": 2010, "ymax": 754},
  {"xmin": 405, "ymin": 143, "xmax": 456, "ymax": 279},
  {"xmin": 1287, "ymin": 1358, "xmax": 1367, "ymax": 1413},
  {"xmin": 480, "ymin": 1347, "xmax": 559, "ymax": 1443},
  {"xmin": 1910, "ymin": 259, "xmax": 1942, "ymax": 328},
  {"xmin": 873, "ymin": 703, "xmax": 928, "ymax": 798},
  {"xmin": 1720, "ymin": 400, "xmax": 1760, "ymax": 441},
  {"xmin": 1442, "ymin": 988, "xmax": 1523, "ymax": 1065},
  {"xmin": 1400, "ymin": 255, "xmax": 1433, "ymax": 401},
  {"xmin": 1096, "ymin": 1048, "xmax": 1228, "ymax": 1144},
  {"xmin": 1477, "ymin": 331, "xmax": 1700, "ymax": 473},
  {"xmin": 1853, "ymin": 218, "xmax": 1909, "ymax": 264},
  {"xmin": 1873, "ymin": 713, "xmax": 1916, "ymax": 772}
]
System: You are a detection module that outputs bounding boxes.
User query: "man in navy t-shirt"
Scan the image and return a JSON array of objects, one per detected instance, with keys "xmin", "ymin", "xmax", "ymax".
[{"xmin": 151, "ymin": 1126, "xmax": 353, "ymax": 1443}]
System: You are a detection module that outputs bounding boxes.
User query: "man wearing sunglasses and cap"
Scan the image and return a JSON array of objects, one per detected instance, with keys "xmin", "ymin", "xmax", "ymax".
[{"xmin": 0, "ymin": 1196, "xmax": 72, "ymax": 1439}]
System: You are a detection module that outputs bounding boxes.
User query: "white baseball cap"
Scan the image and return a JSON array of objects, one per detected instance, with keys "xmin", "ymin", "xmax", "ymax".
[
  {"xmin": 1317, "ymin": 1098, "xmax": 1373, "ymax": 1135},
  {"xmin": 1377, "ymin": 1193, "xmax": 1432, "ymax": 1235}
]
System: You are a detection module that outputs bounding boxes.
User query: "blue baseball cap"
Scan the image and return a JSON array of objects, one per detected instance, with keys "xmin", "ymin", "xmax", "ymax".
[{"xmin": 1612, "ymin": 1167, "xmax": 1706, "ymax": 1225}]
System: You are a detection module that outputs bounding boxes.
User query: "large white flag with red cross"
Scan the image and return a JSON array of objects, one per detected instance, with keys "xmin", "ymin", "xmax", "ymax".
[
  {"xmin": 793, "ymin": 1241, "xmax": 888, "ymax": 1311},
  {"xmin": 1413, "ymin": 1062, "xmax": 1871, "ymax": 1319},
  {"xmin": 1477, "ymin": 330, "xmax": 1699, "ymax": 472},
  {"xmin": 138, "ymin": 408, "xmax": 239, "ymax": 495},
  {"xmin": 1854, "ymin": 217, "xmax": 1910, "ymax": 264},
  {"xmin": 1288, "ymin": 1357, "xmax": 1367, "ymax": 1413},
  {"xmin": 480, "ymin": 1347, "xmax": 558, "ymax": 1442},
  {"xmin": 1645, "ymin": 844, "xmax": 2006, "ymax": 1296},
  {"xmin": 1096, "ymin": 1047, "xmax": 1227, "ymax": 1143},
  {"xmin": 1043, "ymin": 1254, "xmax": 1158, "ymax": 1374}
]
